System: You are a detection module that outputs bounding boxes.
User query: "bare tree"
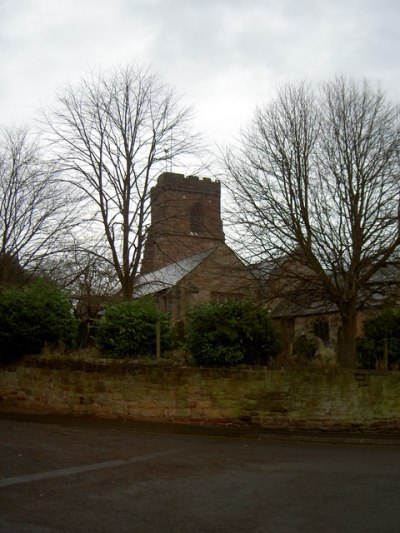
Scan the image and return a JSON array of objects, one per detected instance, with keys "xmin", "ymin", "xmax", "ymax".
[
  {"xmin": 224, "ymin": 78, "xmax": 400, "ymax": 367},
  {"xmin": 43, "ymin": 64, "xmax": 199, "ymax": 300},
  {"xmin": 46, "ymin": 248, "xmax": 119, "ymax": 346},
  {"xmin": 0, "ymin": 126, "xmax": 76, "ymax": 286}
]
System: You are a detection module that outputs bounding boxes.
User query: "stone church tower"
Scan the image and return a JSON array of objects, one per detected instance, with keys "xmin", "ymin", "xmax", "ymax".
[{"xmin": 140, "ymin": 172, "xmax": 225, "ymax": 274}]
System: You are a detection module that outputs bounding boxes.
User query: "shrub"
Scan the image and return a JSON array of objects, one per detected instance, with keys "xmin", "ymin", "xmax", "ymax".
[
  {"xmin": 357, "ymin": 307, "xmax": 400, "ymax": 369},
  {"xmin": 292, "ymin": 333, "xmax": 319, "ymax": 361},
  {"xmin": 95, "ymin": 298, "xmax": 172, "ymax": 358},
  {"xmin": 186, "ymin": 300, "xmax": 281, "ymax": 367},
  {"xmin": 0, "ymin": 279, "xmax": 76, "ymax": 361}
]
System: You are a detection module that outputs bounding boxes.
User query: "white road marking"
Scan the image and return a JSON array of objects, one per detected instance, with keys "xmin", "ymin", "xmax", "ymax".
[{"xmin": 0, "ymin": 447, "xmax": 183, "ymax": 488}]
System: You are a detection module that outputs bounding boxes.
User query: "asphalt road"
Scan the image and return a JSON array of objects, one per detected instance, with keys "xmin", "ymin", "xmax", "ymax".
[{"xmin": 0, "ymin": 414, "xmax": 399, "ymax": 533}]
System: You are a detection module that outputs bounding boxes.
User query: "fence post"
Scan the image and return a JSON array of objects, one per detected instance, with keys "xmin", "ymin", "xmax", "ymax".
[
  {"xmin": 383, "ymin": 337, "xmax": 389, "ymax": 370},
  {"xmin": 156, "ymin": 322, "xmax": 161, "ymax": 360}
]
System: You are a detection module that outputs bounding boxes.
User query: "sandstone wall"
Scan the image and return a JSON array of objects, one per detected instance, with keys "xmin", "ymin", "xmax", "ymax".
[{"xmin": 1, "ymin": 358, "xmax": 400, "ymax": 432}]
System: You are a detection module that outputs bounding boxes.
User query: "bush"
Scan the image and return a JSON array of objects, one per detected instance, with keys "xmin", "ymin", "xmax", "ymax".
[
  {"xmin": 292, "ymin": 334, "xmax": 319, "ymax": 361},
  {"xmin": 95, "ymin": 298, "xmax": 172, "ymax": 358},
  {"xmin": 357, "ymin": 307, "xmax": 400, "ymax": 369},
  {"xmin": 0, "ymin": 279, "xmax": 76, "ymax": 361},
  {"xmin": 186, "ymin": 300, "xmax": 281, "ymax": 367}
]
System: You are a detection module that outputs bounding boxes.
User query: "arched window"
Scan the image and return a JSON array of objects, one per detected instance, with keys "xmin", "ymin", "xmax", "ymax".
[{"xmin": 189, "ymin": 203, "xmax": 204, "ymax": 234}]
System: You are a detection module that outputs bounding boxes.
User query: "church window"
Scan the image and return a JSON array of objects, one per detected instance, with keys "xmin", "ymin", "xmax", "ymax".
[
  {"xmin": 190, "ymin": 203, "xmax": 204, "ymax": 234},
  {"xmin": 211, "ymin": 292, "xmax": 243, "ymax": 303}
]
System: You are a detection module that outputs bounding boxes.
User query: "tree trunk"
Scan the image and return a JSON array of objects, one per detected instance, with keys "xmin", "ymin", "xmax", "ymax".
[
  {"xmin": 121, "ymin": 276, "xmax": 134, "ymax": 301},
  {"xmin": 337, "ymin": 301, "xmax": 358, "ymax": 368}
]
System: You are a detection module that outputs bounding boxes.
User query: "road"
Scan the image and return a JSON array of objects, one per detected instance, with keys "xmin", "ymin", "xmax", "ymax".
[{"xmin": 0, "ymin": 414, "xmax": 399, "ymax": 532}]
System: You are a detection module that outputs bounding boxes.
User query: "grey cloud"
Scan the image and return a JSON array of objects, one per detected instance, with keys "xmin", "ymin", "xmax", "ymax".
[{"xmin": 1, "ymin": 0, "xmax": 399, "ymax": 139}]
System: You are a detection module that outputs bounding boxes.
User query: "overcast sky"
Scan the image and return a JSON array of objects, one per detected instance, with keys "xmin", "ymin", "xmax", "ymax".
[{"xmin": 1, "ymin": 0, "xmax": 399, "ymax": 149}]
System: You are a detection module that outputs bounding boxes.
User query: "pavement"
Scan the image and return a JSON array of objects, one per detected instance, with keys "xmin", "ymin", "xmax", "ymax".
[
  {"xmin": 1, "ymin": 409, "xmax": 400, "ymax": 446},
  {"xmin": 1, "ymin": 411, "xmax": 400, "ymax": 532}
]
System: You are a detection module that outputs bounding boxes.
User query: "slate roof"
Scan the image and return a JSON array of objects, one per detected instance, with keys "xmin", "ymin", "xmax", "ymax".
[
  {"xmin": 134, "ymin": 247, "xmax": 217, "ymax": 297},
  {"xmin": 271, "ymin": 299, "xmax": 339, "ymax": 318},
  {"xmin": 262, "ymin": 259, "xmax": 400, "ymax": 318}
]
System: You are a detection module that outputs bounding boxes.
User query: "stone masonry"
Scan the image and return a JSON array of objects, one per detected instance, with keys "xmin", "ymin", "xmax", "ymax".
[{"xmin": 140, "ymin": 172, "xmax": 225, "ymax": 274}]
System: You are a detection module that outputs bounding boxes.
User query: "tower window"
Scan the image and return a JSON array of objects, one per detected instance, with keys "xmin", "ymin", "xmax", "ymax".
[{"xmin": 190, "ymin": 203, "xmax": 204, "ymax": 234}]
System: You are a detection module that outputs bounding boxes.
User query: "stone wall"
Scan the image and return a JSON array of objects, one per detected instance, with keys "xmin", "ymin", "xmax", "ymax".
[{"xmin": 1, "ymin": 358, "xmax": 400, "ymax": 432}]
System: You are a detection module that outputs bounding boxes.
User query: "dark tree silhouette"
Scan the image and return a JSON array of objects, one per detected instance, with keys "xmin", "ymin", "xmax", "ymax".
[
  {"xmin": 225, "ymin": 78, "xmax": 400, "ymax": 367},
  {"xmin": 0, "ymin": 127, "xmax": 76, "ymax": 287},
  {"xmin": 44, "ymin": 64, "xmax": 199, "ymax": 299}
]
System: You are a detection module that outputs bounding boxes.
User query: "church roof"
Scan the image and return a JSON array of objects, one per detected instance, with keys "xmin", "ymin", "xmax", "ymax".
[{"xmin": 134, "ymin": 247, "xmax": 217, "ymax": 297}]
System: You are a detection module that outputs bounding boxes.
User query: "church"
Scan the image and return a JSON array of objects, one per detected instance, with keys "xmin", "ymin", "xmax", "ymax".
[
  {"xmin": 134, "ymin": 172, "xmax": 260, "ymax": 321},
  {"xmin": 134, "ymin": 171, "xmax": 400, "ymax": 358}
]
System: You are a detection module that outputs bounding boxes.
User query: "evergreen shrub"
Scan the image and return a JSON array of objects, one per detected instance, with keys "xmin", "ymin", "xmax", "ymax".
[
  {"xmin": 292, "ymin": 333, "xmax": 319, "ymax": 361},
  {"xmin": 186, "ymin": 300, "xmax": 281, "ymax": 367},
  {"xmin": 0, "ymin": 279, "xmax": 75, "ymax": 361},
  {"xmin": 357, "ymin": 307, "xmax": 400, "ymax": 369},
  {"xmin": 95, "ymin": 298, "xmax": 172, "ymax": 358}
]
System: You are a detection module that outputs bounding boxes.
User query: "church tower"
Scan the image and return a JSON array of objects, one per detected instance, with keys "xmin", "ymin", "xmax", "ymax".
[{"xmin": 140, "ymin": 172, "xmax": 225, "ymax": 274}]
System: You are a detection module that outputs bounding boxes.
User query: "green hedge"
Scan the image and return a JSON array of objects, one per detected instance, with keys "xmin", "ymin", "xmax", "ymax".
[
  {"xmin": 186, "ymin": 300, "xmax": 281, "ymax": 367},
  {"xmin": 0, "ymin": 279, "xmax": 76, "ymax": 361},
  {"xmin": 357, "ymin": 307, "xmax": 400, "ymax": 369},
  {"xmin": 95, "ymin": 298, "xmax": 172, "ymax": 358}
]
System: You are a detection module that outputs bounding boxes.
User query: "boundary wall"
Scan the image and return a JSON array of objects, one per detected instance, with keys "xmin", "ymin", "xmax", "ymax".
[{"xmin": 1, "ymin": 358, "xmax": 400, "ymax": 432}]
